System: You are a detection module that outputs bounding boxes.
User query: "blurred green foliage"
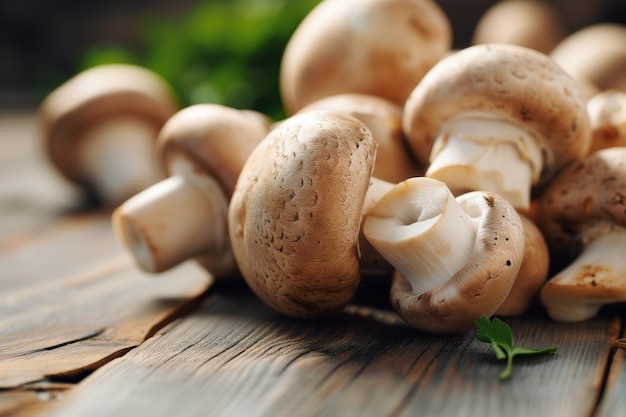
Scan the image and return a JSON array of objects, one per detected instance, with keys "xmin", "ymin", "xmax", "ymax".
[{"xmin": 79, "ymin": 0, "xmax": 321, "ymax": 120}]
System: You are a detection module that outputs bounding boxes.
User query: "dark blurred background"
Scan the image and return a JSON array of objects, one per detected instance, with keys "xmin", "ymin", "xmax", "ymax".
[{"xmin": 1, "ymin": 0, "xmax": 625, "ymax": 117}]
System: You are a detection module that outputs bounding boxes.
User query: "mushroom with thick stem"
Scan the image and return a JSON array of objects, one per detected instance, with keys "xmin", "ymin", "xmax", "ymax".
[
  {"xmin": 362, "ymin": 177, "xmax": 525, "ymax": 334},
  {"xmin": 402, "ymin": 43, "xmax": 591, "ymax": 213},
  {"xmin": 112, "ymin": 104, "xmax": 271, "ymax": 279},
  {"xmin": 38, "ymin": 63, "xmax": 180, "ymax": 207},
  {"xmin": 550, "ymin": 23, "xmax": 626, "ymax": 98},
  {"xmin": 587, "ymin": 89, "xmax": 626, "ymax": 154},
  {"xmin": 228, "ymin": 111, "xmax": 391, "ymax": 318},
  {"xmin": 297, "ymin": 93, "xmax": 424, "ymax": 183},
  {"xmin": 472, "ymin": 0, "xmax": 566, "ymax": 54},
  {"xmin": 536, "ymin": 146, "xmax": 626, "ymax": 322},
  {"xmin": 279, "ymin": 0, "xmax": 452, "ymax": 116}
]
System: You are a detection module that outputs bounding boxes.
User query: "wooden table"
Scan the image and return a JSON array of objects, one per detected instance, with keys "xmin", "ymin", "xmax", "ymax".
[{"xmin": 1, "ymin": 110, "xmax": 625, "ymax": 417}]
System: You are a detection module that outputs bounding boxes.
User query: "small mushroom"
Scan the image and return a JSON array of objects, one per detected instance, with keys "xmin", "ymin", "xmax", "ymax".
[
  {"xmin": 587, "ymin": 89, "xmax": 626, "ymax": 154},
  {"xmin": 402, "ymin": 43, "xmax": 591, "ymax": 212},
  {"xmin": 537, "ymin": 147, "xmax": 626, "ymax": 322},
  {"xmin": 472, "ymin": 0, "xmax": 566, "ymax": 54},
  {"xmin": 550, "ymin": 23, "xmax": 626, "ymax": 97},
  {"xmin": 279, "ymin": 0, "xmax": 452, "ymax": 115},
  {"xmin": 495, "ymin": 213, "xmax": 549, "ymax": 316},
  {"xmin": 38, "ymin": 63, "xmax": 179, "ymax": 206},
  {"xmin": 112, "ymin": 104, "xmax": 271, "ymax": 279},
  {"xmin": 228, "ymin": 111, "xmax": 381, "ymax": 318},
  {"xmin": 362, "ymin": 177, "xmax": 524, "ymax": 334},
  {"xmin": 297, "ymin": 93, "xmax": 424, "ymax": 183}
]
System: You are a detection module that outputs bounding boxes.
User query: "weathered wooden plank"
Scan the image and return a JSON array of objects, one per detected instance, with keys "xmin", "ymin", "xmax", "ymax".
[
  {"xmin": 45, "ymin": 289, "xmax": 617, "ymax": 417},
  {"xmin": 595, "ymin": 326, "xmax": 626, "ymax": 417}
]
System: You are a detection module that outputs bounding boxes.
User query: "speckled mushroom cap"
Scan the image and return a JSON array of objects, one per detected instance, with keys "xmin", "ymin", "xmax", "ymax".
[
  {"xmin": 279, "ymin": 0, "xmax": 452, "ymax": 115},
  {"xmin": 38, "ymin": 64, "xmax": 179, "ymax": 185},
  {"xmin": 389, "ymin": 189, "xmax": 524, "ymax": 334},
  {"xmin": 297, "ymin": 93, "xmax": 423, "ymax": 182},
  {"xmin": 228, "ymin": 111, "xmax": 377, "ymax": 318},
  {"xmin": 550, "ymin": 23, "xmax": 626, "ymax": 94},
  {"xmin": 536, "ymin": 147, "xmax": 626, "ymax": 266},
  {"xmin": 157, "ymin": 104, "xmax": 272, "ymax": 200},
  {"xmin": 403, "ymin": 43, "xmax": 591, "ymax": 188}
]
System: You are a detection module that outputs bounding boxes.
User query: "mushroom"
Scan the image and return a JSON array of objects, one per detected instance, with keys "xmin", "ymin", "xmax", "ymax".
[
  {"xmin": 297, "ymin": 93, "xmax": 424, "ymax": 183},
  {"xmin": 495, "ymin": 213, "xmax": 549, "ymax": 316},
  {"xmin": 362, "ymin": 177, "xmax": 525, "ymax": 334},
  {"xmin": 112, "ymin": 104, "xmax": 271, "ymax": 279},
  {"xmin": 38, "ymin": 63, "xmax": 179, "ymax": 206},
  {"xmin": 472, "ymin": 0, "xmax": 566, "ymax": 54},
  {"xmin": 402, "ymin": 43, "xmax": 591, "ymax": 212},
  {"xmin": 279, "ymin": 0, "xmax": 452, "ymax": 115},
  {"xmin": 550, "ymin": 23, "xmax": 626, "ymax": 97},
  {"xmin": 587, "ymin": 89, "xmax": 626, "ymax": 154},
  {"xmin": 228, "ymin": 111, "xmax": 383, "ymax": 318},
  {"xmin": 536, "ymin": 146, "xmax": 626, "ymax": 322}
]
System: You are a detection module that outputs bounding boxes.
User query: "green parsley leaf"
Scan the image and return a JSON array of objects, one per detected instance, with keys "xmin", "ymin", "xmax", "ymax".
[{"xmin": 475, "ymin": 316, "xmax": 557, "ymax": 380}]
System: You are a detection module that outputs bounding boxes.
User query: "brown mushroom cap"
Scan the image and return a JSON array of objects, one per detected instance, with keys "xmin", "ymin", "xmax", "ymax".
[
  {"xmin": 550, "ymin": 23, "xmax": 626, "ymax": 94},
  {"xmin": 472, "ymin": 0, "xmax": 566, "ymax": 54},
  {"xmin": 387, "ymin": 187, "xmax": 524, "ymax": 334},
  {"xmin": 297, "ymin": 93, "xmax": 424, "ymax": 182},
  {"xmin": 403, "ymin": 43, "xmax": 591, "ymax": 188},
  {"xmin": 279, "ymin": 0, "xmax": 452, "ymax": 115},
  {"xmin": 228, "ymin": 111, "xmax": 377, "ymax": 318},
  {"xmin": 157, "ymin": 104, "xmax": 272, "ymax": 200},
  {"xmin": 38, "ymin": 64, "xmax": 179, "ymax": 186},
  {"xmin": 536, "ymin": 146, "xmax": 626, "ymax": 267}
]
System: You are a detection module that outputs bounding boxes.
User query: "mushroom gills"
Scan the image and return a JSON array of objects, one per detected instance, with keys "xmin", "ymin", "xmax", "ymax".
[
  {"xmin": 540, "ymin": 229, "xmax": 626, "ymax": 322},
  {"xmin": 363, "ymin": 177, "xmax": 478, "ymax": 295},
  {"xmin": 426, "ymin": 112, "xmax": 543, "ymax": 210}
]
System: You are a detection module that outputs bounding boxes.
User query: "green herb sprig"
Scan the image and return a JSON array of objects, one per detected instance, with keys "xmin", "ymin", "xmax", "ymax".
[{"xmin": 475, "ymin": 316, "xmax": 557, "ymax": 380}]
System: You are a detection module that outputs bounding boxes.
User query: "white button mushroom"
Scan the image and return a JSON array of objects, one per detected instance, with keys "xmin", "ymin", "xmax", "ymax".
[
  {"xmin": 37, "ymin": 64, "xmax": 179, "ymax": 207},
  {"xmin": 363, "ymin": 177, "xmax": 525, "ymax": 334},
  {"xmin": 112, "ymin": 104, "xmax": 271, "ymax": 279},
  {"xmin": 228, "ymin": 111, "xmax": 382, "ymax": 318},
  {"xmin": 279, "ymin": 0, "xmax": 452, "ymax": 115},
  {"xmin": 587, "ymin": 89, "xmax": 626, "ymax": 154},
  {"xmin": 537, "ymin": 146, "xmax": 626, "ymax": 322},
  {"xmin": 403, "ymin": 43, "xmax": 591, "ymax": 212}
]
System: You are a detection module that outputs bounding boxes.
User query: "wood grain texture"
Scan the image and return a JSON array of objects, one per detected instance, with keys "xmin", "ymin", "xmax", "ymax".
[
  {"xmin": 45, "ymin": 289, "xmax": 617, "ymax": 417},
  {"xmin": 0, "ymin": 207, "xmax": 213, "ymax": 389},
  {"xmin": 596, "ymin": 327, "xmax": 626, "ymax": 417}
]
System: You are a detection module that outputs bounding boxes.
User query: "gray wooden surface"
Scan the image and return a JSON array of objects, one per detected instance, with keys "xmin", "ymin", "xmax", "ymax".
[{"xmin": 1, "ymin": 112, "xmax": 625, "ymax": 417}]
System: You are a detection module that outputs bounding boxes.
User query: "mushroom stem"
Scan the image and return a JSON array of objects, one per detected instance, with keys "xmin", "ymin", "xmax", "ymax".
[
  {"xmin": 112, "ymin": 157, "xmax": 229, "ymax": 274},
  {"xmin": 363, "ymin": 178, "xmax": 477, "ymax": 295},
  {"xmin": 540, "ymin": 229, "xmax": 626, "ymax": 322},
  {"xmin": 77, "ymin": 117, "xmax": 163, "ymax": 204},
  {"xmin": 426, "ymin": 112, "xmax": 543, "ymax": 210}
]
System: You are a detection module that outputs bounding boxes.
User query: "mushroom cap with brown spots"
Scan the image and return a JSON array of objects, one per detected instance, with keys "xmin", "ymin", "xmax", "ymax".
[
  {"xmin": 390, "ymin": 190, "xmax": 524, "ymax": 334},
  {"xmin": 403, "ymin": 43, "xmax": 591, "ymax": 188},
  {"xmin": 537, "ymin": 147, "xmax": 626, "ymax": 266},
  {"xmin": 228, "ymin": 111, "xmax": 378, "ymax": 318}
]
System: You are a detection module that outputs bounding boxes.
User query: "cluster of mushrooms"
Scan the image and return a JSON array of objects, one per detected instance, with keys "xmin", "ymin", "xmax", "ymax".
[{"xmin": 38, "ymin": 0, "xmax": 626, "ymax": 335}]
